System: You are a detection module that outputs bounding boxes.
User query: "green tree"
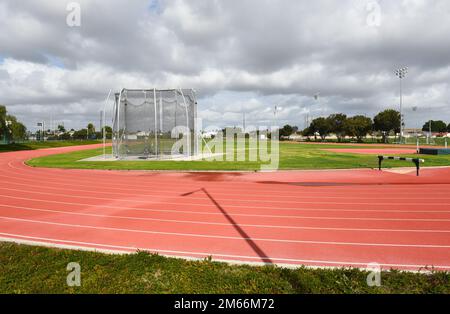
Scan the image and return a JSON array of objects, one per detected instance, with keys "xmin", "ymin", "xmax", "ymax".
[
  {"xmin": 0, "ymin": 105, "xmax": 6, "ymax": 141},
  {"xmin": 86, "ymin": 123, "xmax": 97, "ymax": 139},
  {"xmin": 100, "ymin": 125, "xmax": 113, "ymax": 139},
  {"xmin": 6, "ymin": 115, "xmax": 27, "ymax": 141},
  {"xmin": 422, "ymin": 120, "xmax": 447, "ymax": 133},
  {"xmin": 448, "ymin": 123, "xmax": 450, "ymax": 132},
  {"xmin": 301, "ymin": 127, "xmax": 314, "ymax": 139},
  {"xmin": 373, "ymin": 109, "xmax": 400, "ymax": 143},
  {"xmin": 310, "ymin": 117, "xmax": 332, "ymax": 140},
  {"xmin": 73, "ymin": 129, "xmax": 88, "ymax": 140},
  {"xmin": 60, "ymin": 132, "xmax": 73, "ymax": 140},
  {"xmin": 0, "ymin": 106, "xmax": 27, "ymax": 142},
  {"xmin": 279, "ymin": 125, "xmax": 296, "ymax": 138},
  {"xmin": 57, "ymin": 124, "xmax": 66, "ymax": 133},
  {"xmin": 327, "ymin": 113, "xmax": 347, "ymax": 142},
  {"xmin": 87, "ymin": 123, "xmax": 95, "ymax": 133},
  {"xmin": 344, "ymin": 115, "xmax": 373, "ymax": 142}
]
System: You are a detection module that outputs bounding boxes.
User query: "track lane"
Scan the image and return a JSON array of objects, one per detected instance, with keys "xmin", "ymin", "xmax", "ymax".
[{"xmin": 1, "ymin": 144, "xmax": 450, "ymax": 270}]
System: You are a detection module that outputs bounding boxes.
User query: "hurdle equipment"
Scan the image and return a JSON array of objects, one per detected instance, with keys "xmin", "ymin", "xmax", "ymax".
[{"xmin": 378, "ymin": 155, "xmax": 425, "ymax": 176}]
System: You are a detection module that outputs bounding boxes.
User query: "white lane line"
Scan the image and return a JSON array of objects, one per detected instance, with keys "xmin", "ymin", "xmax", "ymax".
[
  {"xmin": 2, "ymin": 181, "xmax": 450, "ymax": 214},
  {"xmin": 2, "ymin": 204, "xmax": 450, "ymax": 233},
  {"xmin": 1, "ymin": 186, "xmax": 450, "ymax": 209},
  {"xmin": 1, "ymin": 233, "xmax": 449, "ymax": 270},
  {"xmin": 2, "ymin": 216, "xmax": 450, "ymax": 248},
  {"xmin": 2, "ymin": 178, "xmax": 450, "ymax": 204},
  {"xmin": 2, "ymin": 194, "xmax": 450, "ymax": 222},
  {"xmin": 5, "ymin": 166, "xmax": 450, "ymax": 198}
]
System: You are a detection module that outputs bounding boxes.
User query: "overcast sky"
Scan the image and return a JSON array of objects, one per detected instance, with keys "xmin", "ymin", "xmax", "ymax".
[{"xmin": 1, "ymin": 0, "xmax": 450, "ymax": 131}]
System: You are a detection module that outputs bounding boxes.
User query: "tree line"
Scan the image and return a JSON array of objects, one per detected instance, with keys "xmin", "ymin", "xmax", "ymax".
[
  {"xmin": 280, "ymin": 109, "xmax": 450, "ymax": 143},
  {"xmin": 46, "ymin": 123, "xmax": 112, "ymax": 140},
  {"xmin": 1, "ymin": 104, "xmax": 114, "ymax": 142}
]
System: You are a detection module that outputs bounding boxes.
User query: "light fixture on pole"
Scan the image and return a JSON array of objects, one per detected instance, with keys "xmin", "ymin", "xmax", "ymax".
[
  {"xmin": 395, "ymin": 67, "xmax": 408, "ymax": 144},
  {"xmin": 274, "ymin": 105, "xmax": 280, "ymax": 129},
  {"xmin": 314, "ymin": 93, "xmax": 321, "ymax": 117}
]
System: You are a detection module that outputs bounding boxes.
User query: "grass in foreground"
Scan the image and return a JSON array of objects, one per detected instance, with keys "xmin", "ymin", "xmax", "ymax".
[
  {"xmin": 0, "ymin": 140, "xmax": 101, "ymax": 153},
  {"xmin": 26, "ymin": 142, "xmax": 450, "ymax": 171},
  {"xmin": 0, "ymin": 243, "xmax": 448, "ymax": 294}
]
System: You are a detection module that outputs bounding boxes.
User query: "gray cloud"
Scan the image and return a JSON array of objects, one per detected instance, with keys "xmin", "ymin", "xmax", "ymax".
[{"xmin": 0, "ymin": 0, "xmax": 450, "ymax": 131}]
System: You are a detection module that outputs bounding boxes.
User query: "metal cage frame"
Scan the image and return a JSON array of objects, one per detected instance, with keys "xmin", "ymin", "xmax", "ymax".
[{"xmin": 112, "ymin": 88, "xmax": 199, "ymax": 159}]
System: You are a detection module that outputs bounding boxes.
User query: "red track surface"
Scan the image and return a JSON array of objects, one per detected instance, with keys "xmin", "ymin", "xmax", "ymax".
[{"xmin": 1, "ymin": 144, "xmax": 450, "ymax": 271}]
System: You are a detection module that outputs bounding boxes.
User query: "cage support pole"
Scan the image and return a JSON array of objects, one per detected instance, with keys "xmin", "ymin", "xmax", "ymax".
[
  {"xmin": 116, "ymin": 90, "xmax": 123, "ymax": 158},
  {"xmin": 174, "ymin": 89, "xmax": 177, "ymax": 129},
  {"xmin": 154, "ymin": 88, "xmax": 158, "ymax": 157},
  {"xmin": 103, "ymin": 89, "xmax": 112, "ymax": 159},
  {"xmin": 179, "ymin": 89, "xmax": 190, "ymax": 156},
  {"xmin": 191, "ymin": 89, "xmax": 199, "ymax": 156},
  {"xmin": 160, "ymin": 91, "xmax": 163, "ymax": 135}
]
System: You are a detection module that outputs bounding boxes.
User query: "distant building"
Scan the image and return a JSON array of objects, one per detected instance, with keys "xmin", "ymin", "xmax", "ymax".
[{"xmin": 403, "ymin": 128, "xmax": 423, "ymax": 137}]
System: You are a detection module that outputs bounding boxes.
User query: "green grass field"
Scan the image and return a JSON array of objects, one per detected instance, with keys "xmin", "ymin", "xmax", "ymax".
[
  {"xmin": 0, "ymin": 140, "xmax": 101, "ymax": 153},
  {"xmin": 1, "ymin": 242, "xmax": 448, "ymax": 294},
  {"xmin": 26, "ymin": 142, "xmax": 450, "ymax": 171}
]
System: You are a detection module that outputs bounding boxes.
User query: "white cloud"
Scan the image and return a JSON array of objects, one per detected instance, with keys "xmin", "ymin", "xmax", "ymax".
[{"xmin": 0, "ymin": 0, "xmax": 449, "ymax": 131}]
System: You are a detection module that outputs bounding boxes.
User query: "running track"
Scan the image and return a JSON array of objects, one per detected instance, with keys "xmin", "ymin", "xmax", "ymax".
[{"xmin": 1, "ymin": 144, "xmax": 450, "ymax": 271}]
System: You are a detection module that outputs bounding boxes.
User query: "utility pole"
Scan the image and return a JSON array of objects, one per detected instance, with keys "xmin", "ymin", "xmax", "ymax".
[
  {"xmin": 100, "ymin": 111, "xmax": 103, "ymax": 135},
  {"xmin": 429, "ymin": 120, "xmax": 432, "ymax": 145},
  {"xmin": 37, "ymin": 121, "xmax": 45, "ymax": 141}
]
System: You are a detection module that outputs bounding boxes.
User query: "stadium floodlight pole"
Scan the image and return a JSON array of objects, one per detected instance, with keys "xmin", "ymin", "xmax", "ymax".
[
  {"xmin": 274, "ymin": 106, "xmax": 279, "ymax": 129},
  {"xmin": 395, "ymin": 67, "xmax": 408, "ymax": 144},
  {"xmin": 314, "ymin": 93, "xmax": 320, "ymax": 115}
]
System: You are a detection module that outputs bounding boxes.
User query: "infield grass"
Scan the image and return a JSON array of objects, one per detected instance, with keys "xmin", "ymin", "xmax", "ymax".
[{"xmin": 26, "ymin": 142, "xmax": 450, "ymax": 171}]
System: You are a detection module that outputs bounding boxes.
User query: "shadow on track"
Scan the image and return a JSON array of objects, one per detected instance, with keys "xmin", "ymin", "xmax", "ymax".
[{"xmin": 181, "ymin": 188, "xmax": 273, "ymax": 264}]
